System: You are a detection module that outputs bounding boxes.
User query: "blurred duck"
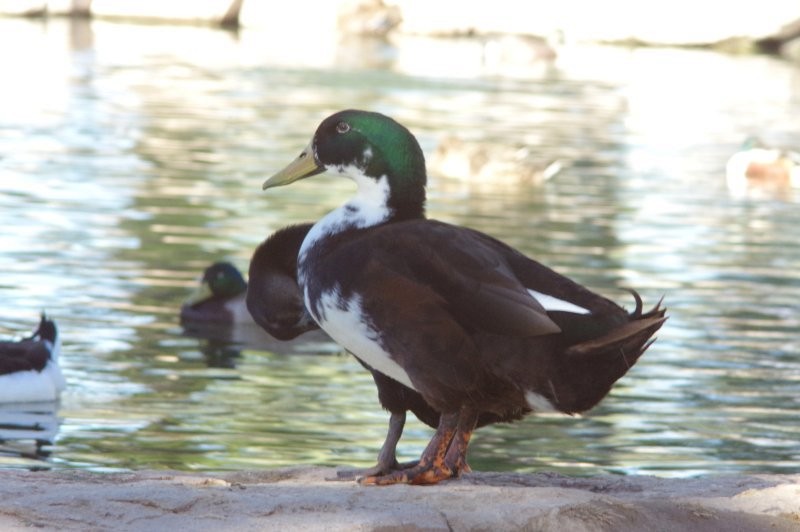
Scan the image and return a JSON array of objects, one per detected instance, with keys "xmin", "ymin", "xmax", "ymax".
[
  {"xmin": 180, "ymin": 262, "xmax": 252, "ymax": 325},
  {"xmin": 181, "ymin": 248, "xmax": 320, "ymax": 336},
  {"xmin": 726, "ymin": 136, "xmax": 800, "ymax": 195},
  {"xmin": 0, "ymin": 314, "xmax": 64, "ymax": 403},
  {"xmin": 181, "ymin": 257, "xmax": 330, "ymax": 355},
  {"xmin": 431, "ymin": 135, "xmax": 564, "ymax": 186}
]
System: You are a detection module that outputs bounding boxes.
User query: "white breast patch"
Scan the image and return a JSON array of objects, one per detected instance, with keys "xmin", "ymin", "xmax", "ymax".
[{"xmin": 310, "ymin": 288, "xmax": 417, "ymax": 391}]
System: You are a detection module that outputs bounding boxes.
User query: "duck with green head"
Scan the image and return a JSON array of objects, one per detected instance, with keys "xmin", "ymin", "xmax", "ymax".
[
  {"xmin": 262, "ymin": 109, "xmax": 666, "ymax": 486},
  {"xmin": 181, "ymin": 262, "xmax": 252, "ymax": 325}
]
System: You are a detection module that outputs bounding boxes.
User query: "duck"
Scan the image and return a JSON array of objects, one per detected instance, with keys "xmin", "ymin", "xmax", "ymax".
[
  {"xmin": 0, "ymin": 314, "xmax": 64, "ymax": 403},
  {"xmin": 180, "ymin": 262, "xmax": 252, "ymax": 325},
  {"xmin": 181, "ymin": 258, "xmax": 329, "ymax": 355},
  {"xmin": 248, "ymin": 223, "xmax": 508, "ymax": 477},
  {"xmin": 431, "ymin": 135, "xmax": 564, "ymax": 186},
  {"xmin": 262, "ymin": 109, "xmax": 666, "ymax": 485},
  {"xmin": 726, "ymin": 136, "xmax": 800, "ymax": 196}
]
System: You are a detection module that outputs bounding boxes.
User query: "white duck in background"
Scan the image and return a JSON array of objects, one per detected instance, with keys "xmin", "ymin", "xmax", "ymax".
[
  {"xmin": 726, "ymin": 136, "xmax": 800, "ymax": 198},
  {"xmin": 0, "ymin": 314, "xmax": 64, "ymax": 404}
]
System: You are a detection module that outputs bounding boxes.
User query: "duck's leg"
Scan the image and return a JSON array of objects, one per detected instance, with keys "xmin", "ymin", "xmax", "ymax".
[
  {"xmin": 377, "ymin": 411, "xmax": 423, "ymax": 471},
  {"xmin": 333, "ymin": 411, "xmax": 410, "ymax": 480},
  {"xmin": 443, "ymin": 406, "xmax": 479, "ymax": 477},
  {"xmin": 361, "ymin": 407, "xmax": 477, "ymax": 486}
]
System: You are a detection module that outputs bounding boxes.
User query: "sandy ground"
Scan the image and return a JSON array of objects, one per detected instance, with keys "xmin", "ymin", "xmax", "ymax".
[{"xmin": 1, "ymin": 467, "xmax": 798, "ymax": 531}]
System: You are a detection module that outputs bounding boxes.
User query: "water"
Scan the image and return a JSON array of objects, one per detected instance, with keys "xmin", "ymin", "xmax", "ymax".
[{"xmin": 1, "ymin": 17, "xmax": 799, "ymax": 477}]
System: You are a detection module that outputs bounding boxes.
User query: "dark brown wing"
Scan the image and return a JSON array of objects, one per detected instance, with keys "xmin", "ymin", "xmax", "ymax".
[
  {"xmin": 367, "ymin": 221, "xmax": 561, "ymax": 338},
  {"xmin": 0, "ymin": 341, "xmax": 50, "ymax": 374}
]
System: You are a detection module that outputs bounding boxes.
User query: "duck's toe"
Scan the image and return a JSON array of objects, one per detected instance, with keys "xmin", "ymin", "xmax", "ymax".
[{"xmin": 359, "ymin": 461, "xmax": 455, "ymax": 486}]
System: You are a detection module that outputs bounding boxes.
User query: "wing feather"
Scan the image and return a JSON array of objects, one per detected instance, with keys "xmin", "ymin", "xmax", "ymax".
[{"xmin": 370, "ymin": 222, "xmax": 561, "ymax": 337}]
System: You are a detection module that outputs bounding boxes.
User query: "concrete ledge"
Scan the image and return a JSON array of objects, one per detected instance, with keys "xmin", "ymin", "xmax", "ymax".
[{"xmin": 1, "ymin": 467, "xmax": 798, "ymax": 531}]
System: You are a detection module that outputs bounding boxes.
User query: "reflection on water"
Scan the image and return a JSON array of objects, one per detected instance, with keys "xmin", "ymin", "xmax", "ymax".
[{"xmin": 0, "ymin": 17, "xmax": 798, "ymax": 476}]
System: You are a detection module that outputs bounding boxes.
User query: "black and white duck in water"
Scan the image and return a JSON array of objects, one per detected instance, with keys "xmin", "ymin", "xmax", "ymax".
[{"xmin": 0, "ymin": 314, "xmax": 63, "ymax": 404}]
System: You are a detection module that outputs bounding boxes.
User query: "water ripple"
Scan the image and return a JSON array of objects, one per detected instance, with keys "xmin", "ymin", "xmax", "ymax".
[{"xmin": 0, "ymin": 17, "xmax": 798, "ymax": 475}]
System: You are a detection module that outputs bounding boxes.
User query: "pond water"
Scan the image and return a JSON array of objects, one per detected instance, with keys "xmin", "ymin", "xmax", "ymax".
[{"xmin": 1, "ymin": 17, "xmax": 799, "ymax": 477}]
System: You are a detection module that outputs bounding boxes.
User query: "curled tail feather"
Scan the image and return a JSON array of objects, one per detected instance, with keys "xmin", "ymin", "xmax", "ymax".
[{"xmin": 557, "ymin": 293, "xmax": 667, "ymax": 413}]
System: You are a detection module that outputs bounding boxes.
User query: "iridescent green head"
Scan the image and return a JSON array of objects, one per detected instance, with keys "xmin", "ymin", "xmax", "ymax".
[
  {"xmin": 184, "ymin": 262, "xmax": 247, "ymax": 307},
  {"xmin": 263, "ymin": 110, "xmax": 427, "ymax": 219}
]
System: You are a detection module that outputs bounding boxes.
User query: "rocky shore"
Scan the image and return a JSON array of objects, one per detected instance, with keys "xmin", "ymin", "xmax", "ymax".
[
  {"xmin": 2, "ymin": 0, "xmax": 799, "ymax": 55},
  {"xmin": 1, "ymin": 467, "xmax": 798, "ymax": 531}
]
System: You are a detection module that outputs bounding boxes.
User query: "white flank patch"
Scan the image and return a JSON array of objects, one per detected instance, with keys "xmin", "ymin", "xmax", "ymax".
[
  {"xmin": 524, "ymin": 390, "xmax": 558, "ymax": 413},
  {"xmin": 311, "ymin": 289, "xmax": 416, "ymax": 391},
  {"xmin": 527, "ymin": 289, "xmax": 590, "ymax": 314},
  {"xmin": 0, "ymin": 359, "xmax": 63, "ymax": 404}
]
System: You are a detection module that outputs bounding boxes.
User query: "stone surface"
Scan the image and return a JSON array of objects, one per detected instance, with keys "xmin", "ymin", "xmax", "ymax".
[{"xmin": 1, "ymin": 467, "xmax": 798, "ymax": 531}]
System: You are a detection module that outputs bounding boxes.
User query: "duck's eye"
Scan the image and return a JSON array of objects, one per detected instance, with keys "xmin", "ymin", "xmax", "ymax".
[{"xmin": 336, "ymin": 121, "xmax": 350, "ymax": 134}]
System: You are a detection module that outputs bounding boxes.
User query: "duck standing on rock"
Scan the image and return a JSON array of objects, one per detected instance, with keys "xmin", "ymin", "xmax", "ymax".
[
  {"xmin": 261, "ymin": 109, "xmax": 666, "ymax": 485},
  {"xmin": 247, "ymin": 223, "xmax": 504, "ymax": 478},
  {"xmin": 0, "ymin": 314, "xmax": 64, "ymax": 403}
]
